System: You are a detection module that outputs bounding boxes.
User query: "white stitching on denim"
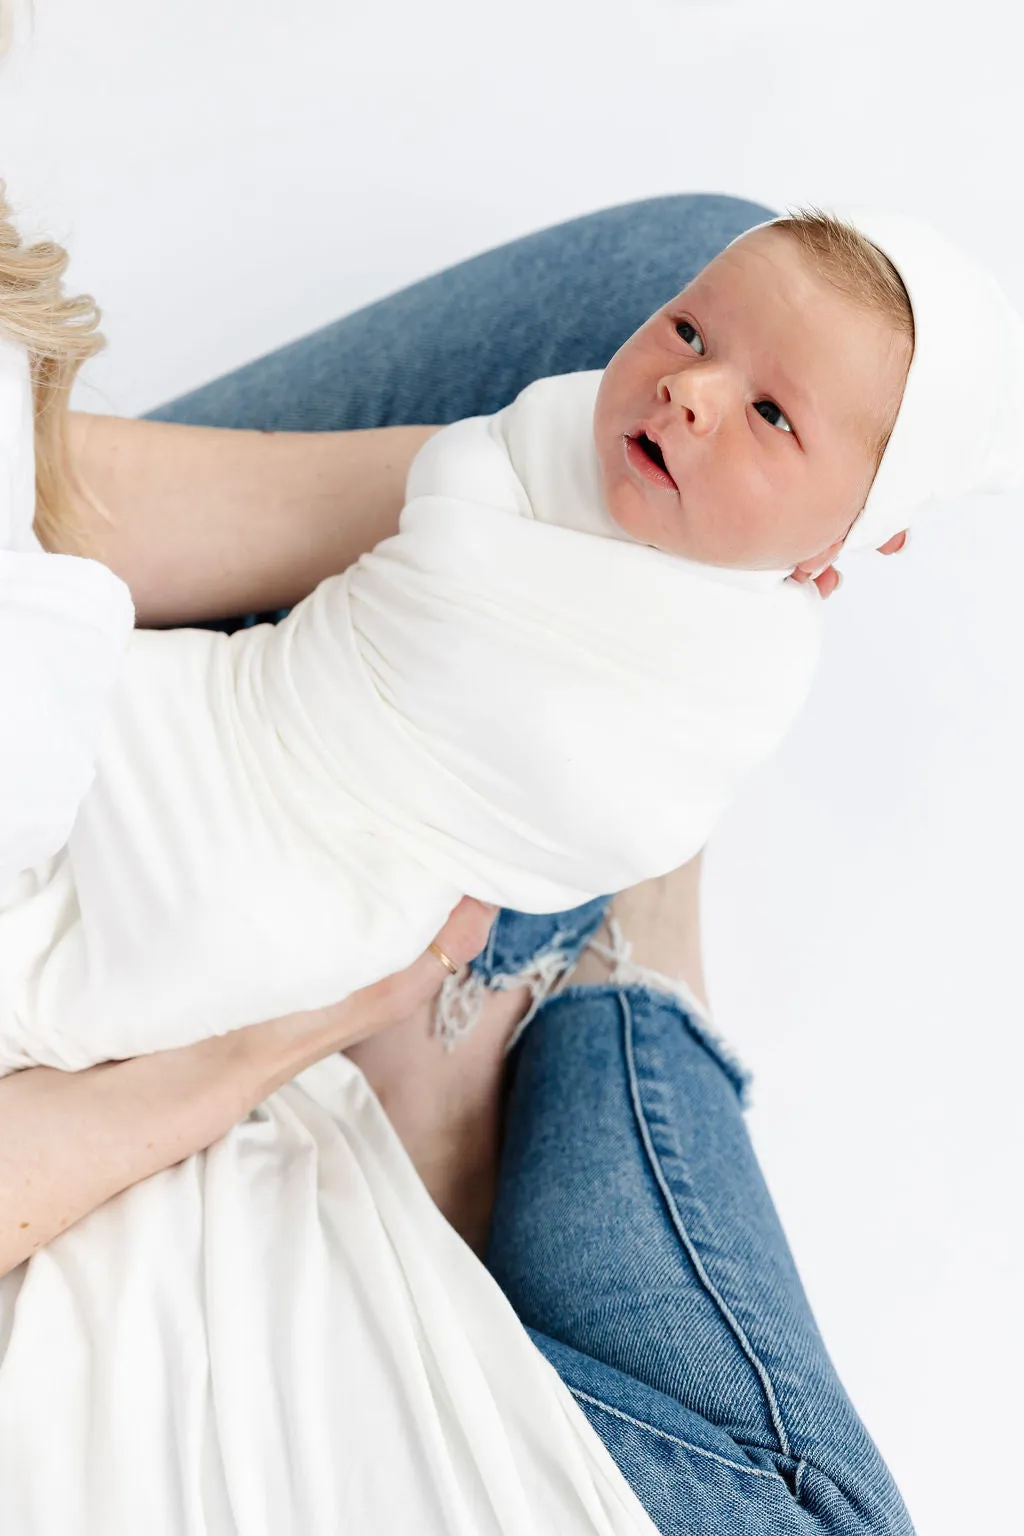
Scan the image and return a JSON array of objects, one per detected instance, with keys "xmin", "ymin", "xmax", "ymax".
[
  {"xmin": 578, "ymin": 916, "xmax": 751, "ymax": 1099},
  {"xmin": 621, "ymin": 991, "xmax": 794, "ymax": 1461},
  {"xmin": 568, "ymin": 1389, "xmax": 787, "ymax": 1485}
]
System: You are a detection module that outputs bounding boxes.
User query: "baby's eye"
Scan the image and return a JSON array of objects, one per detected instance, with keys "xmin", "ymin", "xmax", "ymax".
[
  {"xmin": 675, "ymin": 319, "xmax": 705, "ymax": 355},
  {"xmin": 754, "ymin": 400, "xmax": 793, "ymax": 435}
]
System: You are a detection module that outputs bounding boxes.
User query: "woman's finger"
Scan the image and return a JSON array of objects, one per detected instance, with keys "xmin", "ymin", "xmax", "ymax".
[
  {"xmin": 352, "ymin": 897, "xmax": 499, "ymax": 1025},
  {"xmin": 426, "ymin": 896, "xmax": 499, "ymax": 978}
]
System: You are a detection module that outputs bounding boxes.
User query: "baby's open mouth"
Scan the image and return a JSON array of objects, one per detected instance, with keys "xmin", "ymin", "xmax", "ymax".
[
  {"xmin": 636, "ymin": 432, "xmax": 668, "ymax": 473},
  {"xmin": 625, "ymin": 430, "xmax": 678, "ymax": 492}
]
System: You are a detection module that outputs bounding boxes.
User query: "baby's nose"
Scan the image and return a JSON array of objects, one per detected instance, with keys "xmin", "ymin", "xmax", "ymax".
[{"xmin": 658, "ymin": 369, "xmax": 726, "ymax": 433}]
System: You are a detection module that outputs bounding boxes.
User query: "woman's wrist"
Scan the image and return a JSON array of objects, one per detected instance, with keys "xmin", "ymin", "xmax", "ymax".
[{"xmin": 230, "ymin": 1005, "xmax": 371, "ymax": 1104}]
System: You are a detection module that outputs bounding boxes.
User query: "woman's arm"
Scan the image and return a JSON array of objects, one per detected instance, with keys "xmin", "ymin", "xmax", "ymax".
[
  {"xmin": 65, "ymin": 413, "xmax": 444, "ymax": 628},
  {"xmin": 0, "ymin": 896, "xmax": 494, "ymax": 1278}
]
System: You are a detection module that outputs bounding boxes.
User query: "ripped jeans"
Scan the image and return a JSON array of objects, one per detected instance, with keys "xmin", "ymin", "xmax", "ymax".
[
  {"xmin": 458, "ymin": 903, "xmax": 912, "ymax": 1535},
  {"xmin": 151, "ymin": 192, "xmax": 913, "ymax": 1533}
]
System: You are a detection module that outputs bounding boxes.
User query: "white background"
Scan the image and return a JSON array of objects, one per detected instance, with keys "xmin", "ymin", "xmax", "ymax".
[{"xmin": 1, "ymin": 2, "xmax": 1022, "ymax": 1530}]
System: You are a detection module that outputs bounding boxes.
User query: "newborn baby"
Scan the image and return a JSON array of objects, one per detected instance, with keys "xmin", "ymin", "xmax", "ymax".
[{"xmin": 1, "ymin": 203, "xmax": 1021, "ymax": 1074}]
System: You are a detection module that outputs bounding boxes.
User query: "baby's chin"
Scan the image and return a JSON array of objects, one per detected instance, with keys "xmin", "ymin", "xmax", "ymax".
[
  {"xmin": 606, "ymin": 482, "xmax": 798, "ymax": 572},
  {"xmin": 605, "ymin": 480, "xmax": 693, "ymax": 557},
  {"xmin": 598, "ymin": 440, "xmax": 681, "ymax": 548}
]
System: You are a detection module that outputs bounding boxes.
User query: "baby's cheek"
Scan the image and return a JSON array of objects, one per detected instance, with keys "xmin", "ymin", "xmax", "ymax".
[
  {"xmin": 605, "ymin": 482, "xmax": 654, "ymax": 542},
  {"xmin": 701, "ymin": 494, "xmax": 771, "ymax": 563}
]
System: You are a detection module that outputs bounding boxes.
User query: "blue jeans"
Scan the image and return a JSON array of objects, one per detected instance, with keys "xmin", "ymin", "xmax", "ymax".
[{"xmin": 150, "ymin": 194, "xmax": 913, "ymax": 1534}]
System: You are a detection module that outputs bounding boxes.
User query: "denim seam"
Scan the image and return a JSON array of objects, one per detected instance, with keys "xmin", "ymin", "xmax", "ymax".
[
  {"xmin": 621, "ymin": 991, "xmax": 795, "ymax": 1465},
  {"xmin": 568, "ymin": 1389, "xmax": 788, "ymax": 1486}
]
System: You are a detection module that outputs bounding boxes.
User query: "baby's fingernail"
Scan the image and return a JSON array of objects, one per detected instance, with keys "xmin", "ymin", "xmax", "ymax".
[{"xmin": 834, "ymin": 570, "xmax": 843, "ymax": 589}]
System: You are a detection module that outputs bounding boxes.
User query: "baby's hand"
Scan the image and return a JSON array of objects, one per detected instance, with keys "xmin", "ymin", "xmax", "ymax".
[{"xmin": 789, "ymin": 529, "xmax": 908, "ymax": 599}]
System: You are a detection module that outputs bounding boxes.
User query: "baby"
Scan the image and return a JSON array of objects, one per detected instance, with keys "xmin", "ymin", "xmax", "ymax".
[{"xmin": 1, "ymin": 197, "xmax": 1021, "ymax": 1074}]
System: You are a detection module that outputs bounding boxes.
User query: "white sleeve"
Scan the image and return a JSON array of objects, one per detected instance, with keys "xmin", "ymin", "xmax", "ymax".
[{"xmin": 0, "ymin": 550, "xmax": 135, "ymax": 898}]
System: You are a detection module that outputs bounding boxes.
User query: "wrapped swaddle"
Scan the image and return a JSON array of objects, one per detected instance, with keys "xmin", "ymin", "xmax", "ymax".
[
  {"xmin": 3, "ymin": 202, "xmax": 1023, "ymax": 1075},
  {"xmin": 0, "ymin": 369, "xmax": 822, "ymax": 1072}
]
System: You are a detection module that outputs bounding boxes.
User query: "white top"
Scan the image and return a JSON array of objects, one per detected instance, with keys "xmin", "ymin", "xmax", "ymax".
[
  {"xmin": 0, "ymin": 1053, "xmax": 659, "ymax": 1536},
  {"xmin": 0, "ymin": 338, "xmax": 136, "ymax": 897}
]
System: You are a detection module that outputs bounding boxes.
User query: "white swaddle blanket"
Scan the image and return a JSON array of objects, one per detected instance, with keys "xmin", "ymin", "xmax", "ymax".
[{"xmin": 0, "ymin": 369, "xmax": 822, "ymax": 1073}]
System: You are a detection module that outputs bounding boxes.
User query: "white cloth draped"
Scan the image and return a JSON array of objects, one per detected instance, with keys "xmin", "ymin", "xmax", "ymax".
[
  {"xmin": 0, "ymin": 371, "xmax": 822, "ymax": 1073},
  {"xmin": 0, "ymin": 1052, "xmax": 659, "ymax": 1536}
]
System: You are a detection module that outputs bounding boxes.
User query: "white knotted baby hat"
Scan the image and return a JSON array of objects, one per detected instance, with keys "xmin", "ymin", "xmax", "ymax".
[
  {"xmin": 730, "ymin": 205, "xmax": 1024, "ymax": 554},
  {"xmin": 0, "ymin": 333, "xmax": 134, "ymax": 894}
]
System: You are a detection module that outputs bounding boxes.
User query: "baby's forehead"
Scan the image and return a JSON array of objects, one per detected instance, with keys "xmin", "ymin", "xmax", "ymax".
[
  {"xmin": 676, "ymin": 229, "xmax": 834, "ymax": 313},
  {"xmin": 671, "ymin": 237, "xmax": 907, "ymax": 437}
]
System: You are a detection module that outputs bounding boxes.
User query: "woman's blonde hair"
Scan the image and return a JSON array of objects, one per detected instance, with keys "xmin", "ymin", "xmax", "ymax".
[
  {"xmin": 771, "ymin": 204, "xmax": 916, "ymax": 475},
  {"xmin": 0, "ymin": 180, "xmax": 104, "ymax": 554}
]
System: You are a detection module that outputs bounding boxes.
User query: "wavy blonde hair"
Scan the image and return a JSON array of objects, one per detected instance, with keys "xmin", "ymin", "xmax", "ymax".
[{"xmin": 0, "ymin": 180, "xmax": 104, "ymax": 554}]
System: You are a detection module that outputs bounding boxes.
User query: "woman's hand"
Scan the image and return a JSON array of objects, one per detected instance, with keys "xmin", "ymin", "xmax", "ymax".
[
  {"xmin": 252, "ymin": 896, "xmax": 498, "ymax": 1087},
  {"xmin": 0, "ymin": 896, "xmax": 497, "ymax": 1278},
  {"xmin": 789, "ymin": 528, "xmax": 909, "ymax": 599}
]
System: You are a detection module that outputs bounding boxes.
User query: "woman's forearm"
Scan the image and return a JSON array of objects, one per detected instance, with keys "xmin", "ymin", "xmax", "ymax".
[
  {"xmin": 0, "ymin": 891, "xmax": 497, "ymax": 1280},
  {"xmin": 0, "ymin": 1010, "xmax": 359, "ymax": 1279},
  {"xmin": 65, "ymin": 414, "xmax": 443, "ymax": 627}
]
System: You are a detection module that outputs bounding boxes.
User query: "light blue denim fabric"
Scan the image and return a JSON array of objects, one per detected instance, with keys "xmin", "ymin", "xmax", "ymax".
[
  {"xmin": 485, "ymin": 936, "xmax": 912, "ymax": 1535},
  {"xmin": 150, "ymin": 194, "xmax": 913, "ymax": 1534}
]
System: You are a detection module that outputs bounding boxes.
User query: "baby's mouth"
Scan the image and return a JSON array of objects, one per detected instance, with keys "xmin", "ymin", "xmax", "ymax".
[
  {"xmin": 636, "ymin": 432, "xmax": 668, "ymax": 473},
  {"xmin": 625, "ymin": 431, "xmax": 679, "ymax": 492}
]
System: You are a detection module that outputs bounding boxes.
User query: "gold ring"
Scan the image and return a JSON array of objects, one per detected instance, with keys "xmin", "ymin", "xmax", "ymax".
[{"xmin": 427, "ymin": 941, "xmax": 459, "ymax": 975}]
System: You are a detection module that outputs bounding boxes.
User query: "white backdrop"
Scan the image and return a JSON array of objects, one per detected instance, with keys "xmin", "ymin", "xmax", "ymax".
[{"xmin": 2, "ymin": 2, "xmax": 1022, "ymax": 1531}]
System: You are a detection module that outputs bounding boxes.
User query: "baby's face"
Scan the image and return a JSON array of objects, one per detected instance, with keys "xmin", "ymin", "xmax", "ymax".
[{"xmin": 593, "ymin": 227, "xmax": 911, "ymax": 571}]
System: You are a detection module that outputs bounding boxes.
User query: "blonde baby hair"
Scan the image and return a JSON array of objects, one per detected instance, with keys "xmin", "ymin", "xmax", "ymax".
[
  {"xmin": 0, "ymin": 180, "xmax": 104, "ymax": 555},
  {"xmin": 772, "ymin": 204, "xmax": 916, "ymax": 475}
]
